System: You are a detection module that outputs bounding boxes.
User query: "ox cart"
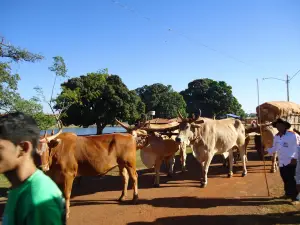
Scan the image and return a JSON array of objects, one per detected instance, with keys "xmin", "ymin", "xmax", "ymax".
[
  {"xmin": 257, "ymin": 101, "xmax": 300, "ymax": 131},
  {"xmin": 254, "ymin": 101, "xmax": 300, "ymax": 158}
]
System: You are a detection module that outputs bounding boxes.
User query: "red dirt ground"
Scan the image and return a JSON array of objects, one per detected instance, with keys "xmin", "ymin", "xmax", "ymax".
[
  {"xmin": 66, "ymin": 147, "xmax": 300, "ymax": 225},
  {"xmin": 1, "ymin": 144, "xmax": 300, "ymax": 225}
]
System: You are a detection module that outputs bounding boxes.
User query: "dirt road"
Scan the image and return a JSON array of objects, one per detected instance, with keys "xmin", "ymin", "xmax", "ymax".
[
  {"xmin": 0, "ymin": 148, "xmax": 299, "ymax": 225},
  {"xmin": 67, "ymin": 149, "xmax": 300, "ymax": 225}
]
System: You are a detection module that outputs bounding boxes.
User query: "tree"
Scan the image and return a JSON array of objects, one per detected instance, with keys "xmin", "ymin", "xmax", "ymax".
[
  {"xmin": 10, "ymin": 96, "xmax": 56, "ymax": 130},
  {"xmin": 180, "ymin": 78, "xmax": 246, "ymax": 118},
  {"xmin": 135, "ymin": 83, "xmax": 187, "ymax": 119},
  {"xmin": 54, "ymin": 70, "xmax": 145, "ymax": 134},
  {"xmin": 34, "ymin": 55, "xmax": 70, "ymax": 129},
  {"xmin": 0, "ymin": 37, "xmax": 43, "ymax": 112},
  {"xmin": 0, "ymin": 37, "xmax": 57, "ymax": 130}
]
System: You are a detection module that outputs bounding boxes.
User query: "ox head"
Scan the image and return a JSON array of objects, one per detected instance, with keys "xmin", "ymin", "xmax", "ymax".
[
  {"xmin": 115, "ymin": 118, "xmax": 179, "ymax": 148},
  {"xmin": 175, "ymin": 109, "xmax": 204, "ymax": 144},
  {"xmin": 38, "ymin": 128, "xmax": 63, "ymax": 172},
  {"xmin": 115, "ymin": 119, "xmax": 149, "ymax": 148}
]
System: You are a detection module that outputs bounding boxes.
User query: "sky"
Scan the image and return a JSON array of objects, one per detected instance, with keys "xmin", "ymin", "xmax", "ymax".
[{"xmin": 2, "ymin": 0, "xmax": 300, "ymax": 114}]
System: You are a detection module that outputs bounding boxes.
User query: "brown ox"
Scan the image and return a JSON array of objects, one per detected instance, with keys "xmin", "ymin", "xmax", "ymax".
[
  {"xmin": 39, "ymin": 130, "xmax": 138, "ymax": 219},
  {"xmin": 36, "ymin": 130, "xmax": 55, "ymax": 171},
  {"xmin": 115, "ymin": 119, "xmax": 184, "ymax": 187},
  {"xmin": 175, "ymin": 111, "xmax": 247, "ymax": 188},
  {"xmin": 245, "ymin": 124, "xmax": 278, "ymax": 172},
  {"xmin": 154, "ymin": 130, "xmax": 190, "ymax": 175}
]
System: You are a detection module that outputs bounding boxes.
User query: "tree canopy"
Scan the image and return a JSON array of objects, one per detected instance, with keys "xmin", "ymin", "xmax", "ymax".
[
  {"xmin": 55, "ymin": 70, "xmax": 145, "ymax": 134},
  {"xmin": 135, "ymin": 83, "xmax": 187, "ymax": 119},
  {"xmin": 180, "ymin": 78, "xmax": 246, "ymax": 118}
]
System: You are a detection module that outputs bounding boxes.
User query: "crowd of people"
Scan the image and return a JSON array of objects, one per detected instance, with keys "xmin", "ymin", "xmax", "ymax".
[{"xmin": 0, "ymin": 112, "xmax": 299, "ymax": 224}]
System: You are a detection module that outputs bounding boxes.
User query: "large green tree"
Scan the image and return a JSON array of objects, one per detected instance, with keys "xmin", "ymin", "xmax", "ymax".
[
  {"xmin": 180, "ymin": 78, "xmax": 246, "ymax": 119},
  {"xmin": 54, "ymin": 70, "xmax": 145, "ymax": 134},
  {"xmin": 135, "ymin": 83, "xmax": 187, "ymax": 119}
]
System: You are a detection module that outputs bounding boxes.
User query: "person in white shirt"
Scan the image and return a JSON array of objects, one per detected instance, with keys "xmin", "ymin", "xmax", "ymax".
[
  {"xmin": 295, "ymin": 132, "xmax": 300, "ymax": 201},
  {"xmin": 264, "ymin": 118, "xmax": 298, "ymax": 201}
]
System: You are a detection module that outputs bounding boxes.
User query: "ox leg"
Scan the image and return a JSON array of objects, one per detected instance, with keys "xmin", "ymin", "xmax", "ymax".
[
  {"xmin": 126, "ymin": 166, "xmax": 139, "ymax": 204},
  {"xmin": 200, "ymin": 153, "xmax": 214, "ymax": 188},
  {"xmin": 271, "ymin": 152, "xmax": 278, "ymax": 173},
  {"xmin": 167, "ymin": 156, "xmax": 175, "ymax": 177},
  {"xmin": 61, "ymin": 174, "xmax": 75, "ymax": 219},
  {"xmin": 118, "ymin": 166, "xmax": 129, "ymax": 202},
  {"xmin": 180, "ymin": 144, "xmax": 187, "ymax": 172},
  {"xmin": 153, "ymin": 159, "xmax": 162, "ymax": 188},
  {"xmin": 227, "ymin": 151, "xmax": 234, "ymax": 178},
  {"xmin": 239, "ymin": 144, "xmax": 248, "ymax": 177}
]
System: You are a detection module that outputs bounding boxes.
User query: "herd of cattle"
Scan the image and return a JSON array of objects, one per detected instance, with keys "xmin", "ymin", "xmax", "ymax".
[{"xmin": 36, "ymin": 111, "xmax": 300, "ymax": 219}]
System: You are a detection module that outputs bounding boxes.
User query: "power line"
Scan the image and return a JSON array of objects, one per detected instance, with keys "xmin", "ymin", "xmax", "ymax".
[
  {"xmin": 262, "ymin": 69, "xmax": 300, "ymax": 102},
  {"xmin": 289, "ymin": 69, "xmax": 300, "ymax": 81},
  {"xmin": 108, "ymin": 0, "xmax": 257, "ymax": 69}
]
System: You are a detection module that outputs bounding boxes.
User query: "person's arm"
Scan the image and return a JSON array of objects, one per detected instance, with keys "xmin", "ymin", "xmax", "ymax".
[
  {"xmin": 24, "ymin": 198, "xmax": 65, "ymax": 225},
  {"xmin": 290, "ymin": 134, "xmax": 298, "ymax": 165},
  {"xmin": 296, "ymin": 147, "xmax": 300, "ymax": 185}
]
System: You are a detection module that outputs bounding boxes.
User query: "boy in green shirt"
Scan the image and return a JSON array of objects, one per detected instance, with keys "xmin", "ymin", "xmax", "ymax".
[{"xmin": 0, "ymin": 112, "xmax": 66, "ymax": 225}]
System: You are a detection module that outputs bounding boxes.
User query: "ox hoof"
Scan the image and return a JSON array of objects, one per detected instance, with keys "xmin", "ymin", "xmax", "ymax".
[
  {"xmin": 242, "ymin": 172, "xmax": 247, "ymax": 177},
  {"xmin": 153, "ymin": 183, "xmax": 160, "ymax": 188},
  {"xmin": 181, "ymin": 166, "xmax": 187, "ymax": 173},
  {"xmin": 227, "ymin": 173, "xmax": 233, "ymax": 178},
  {"xmin": 131, "ymin": 194, "xmax": 139, "ymax": 204},
  {"xmin": 118, "ymin": 195, "xmax": 126, "ymax": 202},
  {"xmin": 167, "ymin": 172, "xmax": 174, "ymax": 178},
  {"xmin": 270, "ymin": 169, "xmax": 276, "ymax": 173},
  {"xmin": 200, "ymin": 183, "xmax": 207, "ymax": 188}
]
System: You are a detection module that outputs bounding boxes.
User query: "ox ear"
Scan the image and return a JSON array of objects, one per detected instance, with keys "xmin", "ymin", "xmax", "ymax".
[
  {"xmin": 191, "ymin": 120, "xmax": 204, "ymax": 128},
  {"xmin": 47, "ymin": 139, "xmax": 61, "ymax": 149}
]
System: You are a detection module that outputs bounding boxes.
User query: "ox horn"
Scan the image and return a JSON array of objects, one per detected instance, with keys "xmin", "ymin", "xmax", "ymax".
[
  {"xmin": 39, "ymin": 128, "xmax": 63, "ymax": 143},
  {"xmin": 115, "ymin": 118, "xmax": 132, "ymax": 131},
  {"xmin": 178, "ymin": 110, "xmax": 184, "ymax": 121},
  {"xmin": 141, "ymin": 125, "xmax": 179, "ymax": 132}
]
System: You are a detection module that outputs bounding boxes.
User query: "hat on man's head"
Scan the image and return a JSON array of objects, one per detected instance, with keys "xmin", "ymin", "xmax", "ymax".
[{"xmin": 271, "ymin": 118, "xmax": 291, "ymax": 129}]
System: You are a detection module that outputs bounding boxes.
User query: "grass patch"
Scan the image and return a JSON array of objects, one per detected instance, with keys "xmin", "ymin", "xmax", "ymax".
[{"xmin": 0, "ymin": 174, "xmax": 10, "ymax": 188}]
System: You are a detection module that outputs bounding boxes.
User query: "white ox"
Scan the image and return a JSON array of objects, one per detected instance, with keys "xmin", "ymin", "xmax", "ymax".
[
  {"xmin": 175, "ymin": 111, "xmax": 248, "ymax": 188},
  {"xmin": 115, "ymin": 119, "xmax": 187, "ymax": 187}
]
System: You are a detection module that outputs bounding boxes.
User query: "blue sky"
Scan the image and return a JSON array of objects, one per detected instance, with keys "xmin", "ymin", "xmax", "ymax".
[{"xmin": 2, "ymin": 0, "xmax": 300, "ymax": 114}]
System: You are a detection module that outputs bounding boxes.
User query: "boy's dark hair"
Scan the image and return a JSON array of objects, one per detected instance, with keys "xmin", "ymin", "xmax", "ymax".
[{"xmin": 0, "ymin": 112, "xmax": 40, "ymax": 157}]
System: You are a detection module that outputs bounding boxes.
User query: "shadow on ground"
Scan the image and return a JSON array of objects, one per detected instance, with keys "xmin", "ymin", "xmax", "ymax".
[
  {"xmin": 70, "ymin": 149, "xmax": 273, "ymax": 198},
  {"xmin": 126, "ymin": 211, "xmax": 300, "ymax": 225},
  {"xmin": 70, "ymin": 195, "xmax": 290, "ymax": 208}
]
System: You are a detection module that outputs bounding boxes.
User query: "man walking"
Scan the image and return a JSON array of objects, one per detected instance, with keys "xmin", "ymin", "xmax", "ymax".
[
  {"xmin": 265, "ymin": 118, "xmax": 298, "ymax": 201},
  {"xmin": 0, "ymin": 112, "xmax": 66, "ymax": 224}
]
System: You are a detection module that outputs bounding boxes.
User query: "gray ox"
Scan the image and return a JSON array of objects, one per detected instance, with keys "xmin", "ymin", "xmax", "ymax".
[{"xmin": 175, "ymin": 111, "xmax": 248, "ymax": 188}]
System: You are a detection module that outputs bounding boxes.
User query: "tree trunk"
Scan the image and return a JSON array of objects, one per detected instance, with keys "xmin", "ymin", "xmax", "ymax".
[{"xmin": 96, "ymin": 121, "xmax": 106, "ymax": 135}]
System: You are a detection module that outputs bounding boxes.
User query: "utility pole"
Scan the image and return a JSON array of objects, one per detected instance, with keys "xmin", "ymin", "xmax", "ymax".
[
  {"xmin": 286, "ymin": 74, "xmax": 289, "ymax": 101},
  {"xmin": 262, "ymin": 70, "xmax": 300, "ymax": 102}
]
